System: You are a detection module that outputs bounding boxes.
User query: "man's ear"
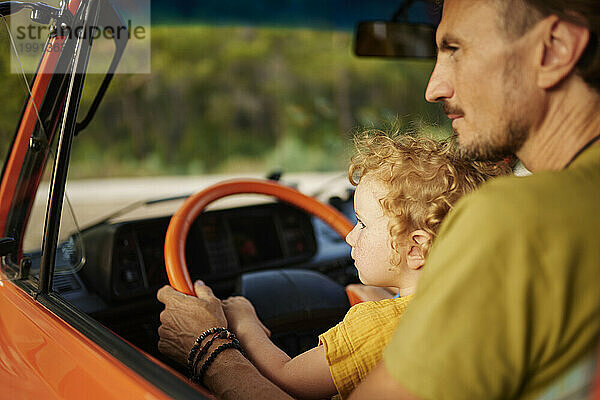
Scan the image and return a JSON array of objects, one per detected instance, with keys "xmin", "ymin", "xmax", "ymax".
[
  {"xmin": 536, "ymin": 15, "xmax": 590, "ymax": 89},
  {"xmin": 406, "ymin": 230, "xmax": 432, "ymax": 271}
]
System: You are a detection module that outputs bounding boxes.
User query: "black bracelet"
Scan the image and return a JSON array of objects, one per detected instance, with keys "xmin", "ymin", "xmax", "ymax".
[
  {"xmin": 192, "ymin": 330, "xmax": 236, "ymax": 374},
  {"xmin": 191, "ymin": 339, "xmax": 243, "ymax": 385},
  {"xmin": 187, "ymin": 327, "xmax": 227, "ymax": 377}
]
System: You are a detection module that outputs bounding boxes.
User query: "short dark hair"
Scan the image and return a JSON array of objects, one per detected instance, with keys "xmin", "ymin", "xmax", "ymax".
[
  {"xmin": 496, "ymin": 0, "xmax": 599, "ymax": 91},
  {"xmin": 435, "ymin": 0, "xmax": 600, "ymax": 91}
]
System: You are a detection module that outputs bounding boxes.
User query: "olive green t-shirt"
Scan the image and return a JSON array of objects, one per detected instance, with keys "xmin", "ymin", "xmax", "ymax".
[{"xmin": 383, "ymin": 144, "xmax": 600, "ymax": 399}]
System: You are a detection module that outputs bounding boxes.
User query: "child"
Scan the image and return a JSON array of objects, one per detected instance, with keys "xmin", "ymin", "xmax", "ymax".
[{"xmin": 222, "ymin": 132, "xmax": 506, "ymax": 400}]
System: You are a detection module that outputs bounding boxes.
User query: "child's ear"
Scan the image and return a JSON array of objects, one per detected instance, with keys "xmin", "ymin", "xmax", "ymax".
[{"xmin": 406, "ymin": 230, "xmax": 432, "ymax": 271}]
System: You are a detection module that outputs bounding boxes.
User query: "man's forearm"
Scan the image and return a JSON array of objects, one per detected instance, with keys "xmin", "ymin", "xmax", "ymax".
[{"xmin": 203, "ymin": 346, "xmax": 292, "ymax": 400}]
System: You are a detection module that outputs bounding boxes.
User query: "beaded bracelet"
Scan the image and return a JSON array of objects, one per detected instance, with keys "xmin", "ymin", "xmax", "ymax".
[
  {"xmin": 191, "ymin": 339, "xmax": 243, "ymax": 385},
  {"xmin": 187, "ymin": 327, "xmax": 227, "ymax": 376},
  {"xmin": 192, "ymin": 330, "xmax": 237, "ymax": 374}
]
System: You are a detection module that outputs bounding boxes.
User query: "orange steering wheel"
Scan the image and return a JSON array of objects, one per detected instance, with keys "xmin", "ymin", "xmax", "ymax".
[{"xmin": 164, "ymin": 178, "xmax": 354, "ymax": 295}]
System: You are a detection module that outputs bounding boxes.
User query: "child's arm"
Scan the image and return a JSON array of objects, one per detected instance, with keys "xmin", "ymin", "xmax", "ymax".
[{"xmin": 222, "ymin": 296, "xmax": 336, "ymax": 400}]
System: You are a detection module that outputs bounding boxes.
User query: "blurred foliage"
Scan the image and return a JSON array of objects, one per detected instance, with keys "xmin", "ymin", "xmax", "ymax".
[
  {"xmin": 0, "ymin": 17, "xmax": 29, "ymax": 168},
  {"xmin": 0, "ymin": 24, "xmax": 450, "ymax": 178}
]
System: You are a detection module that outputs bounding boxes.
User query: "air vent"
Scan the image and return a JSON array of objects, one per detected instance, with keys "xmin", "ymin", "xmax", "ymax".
[{"xmin": 53, "ymin": 274, "xmax": 81, "ymax": 293}]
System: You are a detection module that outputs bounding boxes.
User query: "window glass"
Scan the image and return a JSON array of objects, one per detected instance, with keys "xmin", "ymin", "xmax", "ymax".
[
  {"xmin": 1, "ymin": 17, "xmax": 84, "ymax": 283},
  {"xmin": 0, "ymin": 28, "xmax": 22, "ymax": 174},
  {"xmin": 70, "ymin": 26, "xmax": 446, "ymax": 180},
  {"xmin": 21, "ymin": 138, "xmax": 85, "ymax": 276},
  {"xmin": 65, "ymin": 24, "xmax": 449, "ymax": 268}
]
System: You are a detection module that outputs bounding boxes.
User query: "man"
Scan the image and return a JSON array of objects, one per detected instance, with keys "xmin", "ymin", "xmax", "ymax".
[
  {"xmin": 350, "ymin": 0, "xmax": 600, "ymax": 398},
  {"xmin": 158, "ymin": 0, "xmax": 600, "ymax": 398}
]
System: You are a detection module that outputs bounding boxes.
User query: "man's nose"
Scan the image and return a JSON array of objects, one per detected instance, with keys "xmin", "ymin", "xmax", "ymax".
[{"xmin": 425, "ymin": 63, "xmax": 453, "ymax": 103}]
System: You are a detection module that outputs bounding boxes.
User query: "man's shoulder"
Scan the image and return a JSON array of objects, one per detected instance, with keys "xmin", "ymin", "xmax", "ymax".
[
  {"xmin": 445, "ymin": 174, "xmax": 541, "ymax": 233},
  {"xmin": 455, "ymin": 164, "xmax": 600, "ymax": 223},
  {"xmin": 432, "ymin": 165, "xmax": 598, "ymax": 249}
]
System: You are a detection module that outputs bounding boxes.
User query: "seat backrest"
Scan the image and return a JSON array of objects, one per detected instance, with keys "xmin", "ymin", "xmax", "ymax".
[{"xmin": 238, "ymin": 268, "xmax": 350, "ymax": 356}]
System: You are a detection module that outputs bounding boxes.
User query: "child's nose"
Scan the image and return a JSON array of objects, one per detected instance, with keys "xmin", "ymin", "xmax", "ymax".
[{"xmin": 345, "ymin": 225, "xmax": 358, "ymax": 247}]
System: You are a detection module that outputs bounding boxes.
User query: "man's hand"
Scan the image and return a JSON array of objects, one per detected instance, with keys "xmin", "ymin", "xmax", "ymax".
[
  {"xmin": 157, "ymin": 280, "xmax": 227, "ymax": 365},
  {"xmin": 222, "ymin": 296, "xmax": 271, "ymax": 338}
]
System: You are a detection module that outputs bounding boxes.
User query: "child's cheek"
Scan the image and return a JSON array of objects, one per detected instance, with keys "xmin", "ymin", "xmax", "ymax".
[{"xmin": 355, "ymin": 230, "xmax": 369, "ymax": 258}]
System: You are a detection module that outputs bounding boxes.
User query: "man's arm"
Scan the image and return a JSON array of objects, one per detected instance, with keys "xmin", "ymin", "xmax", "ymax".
[
  {"xmin": 203, "ymin": 349, "xmax": 294, "ymax": 400},
  {"xmin": 157, "ymin": 281, "xmax": 292, "ymax": 400},
  {"xmin": 223, "ymin": 296, "xmax": 336, "ymax": 399},
  {"xmin": 348, "ymin": 362, "xmax": 421, "ymax": 400}
]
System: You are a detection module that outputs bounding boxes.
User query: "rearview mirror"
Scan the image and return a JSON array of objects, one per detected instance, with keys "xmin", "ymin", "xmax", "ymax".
[{"xmin": 354, "ymin": 21, "xmax": 436, "ymax": 59}]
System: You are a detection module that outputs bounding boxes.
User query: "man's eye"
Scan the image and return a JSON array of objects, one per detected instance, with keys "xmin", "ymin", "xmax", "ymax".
[
  {"xmin": 439, "ymin": 39, "xmax": 460, "ymax": 54},
  {"xmin": 358, "ymin": 220, "xmax": 366, "ymax": 229}
]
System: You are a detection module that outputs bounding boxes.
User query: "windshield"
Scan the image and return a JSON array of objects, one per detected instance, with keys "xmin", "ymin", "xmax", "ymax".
[
  {"xmin": 64, "ymin": 22, "xmax": 449, "ymax": 228},
  {"xmin": 1, "ymin": 0, "xmax": 451, "ymax": 280},
  {"xmin": 73, "ymin": 26, "xmax": 446, "ymax": 176}
]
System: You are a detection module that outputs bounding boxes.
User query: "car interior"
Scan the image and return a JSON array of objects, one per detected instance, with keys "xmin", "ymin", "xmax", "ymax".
[
  {"xmin": 54, "ymin": 195, "xmax": 358, "ymax": 363},
  {"xmin": 0, "ymin": 0, "xmax": 444, "ymax": 382}
]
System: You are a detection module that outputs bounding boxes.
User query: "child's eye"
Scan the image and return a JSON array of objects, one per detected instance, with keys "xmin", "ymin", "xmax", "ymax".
[{"xmin": 358, "ymin": 220, "xmax": 366, "ymax": 229}]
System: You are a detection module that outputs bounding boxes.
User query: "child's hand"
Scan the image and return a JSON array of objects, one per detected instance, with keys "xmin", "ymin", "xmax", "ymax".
[{"xmin": 222, "ymin": 296, "xmax": 271, "ymax": 338}]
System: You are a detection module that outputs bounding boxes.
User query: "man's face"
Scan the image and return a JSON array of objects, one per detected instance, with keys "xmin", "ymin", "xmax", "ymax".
[{"xmin": 425, "ymin": 0, "xmax": 540, "ymax": 161}]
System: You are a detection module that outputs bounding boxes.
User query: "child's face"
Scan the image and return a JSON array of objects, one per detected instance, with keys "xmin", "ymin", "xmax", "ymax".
[{"xmin": 345, "ymin": 174, "xmax": 403, "ymax": 288}]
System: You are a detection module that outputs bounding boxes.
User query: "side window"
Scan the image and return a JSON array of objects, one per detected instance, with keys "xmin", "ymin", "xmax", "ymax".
[
  {"xmin": 0, "ymin": 37, "xmax": 22, "ymax": 168},
  {"xmin": 0, "ymin": 134, "xmax": 13, "ymax": 174},
  {"xmin": 0, "ymin": 32, "xmax": 30, "ymax": 281},
  {"xmin": 20, "ymin": 138, "xmax": 85, "ymax": 278},
  {"xmin": 1, "ymin": 16, "xmax": 84, "ymax": 284},
  {"xmin": 1, "ymin": 116, "xmax": 85, "ymax": 285}
]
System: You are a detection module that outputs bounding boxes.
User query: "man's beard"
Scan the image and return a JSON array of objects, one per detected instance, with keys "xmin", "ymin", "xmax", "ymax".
[
  {"xmin": 451, "ymin": 58, "xmax": 530, "ymax": 162},
  {"xmin": 454, "ymin": 121, "xmax": 528, "ymax": 162}
]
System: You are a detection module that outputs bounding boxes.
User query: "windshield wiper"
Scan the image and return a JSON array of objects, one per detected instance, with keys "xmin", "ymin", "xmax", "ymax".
[{"xmin": 82, "ymin": 193, "xmax": 193, "ymax": 232}]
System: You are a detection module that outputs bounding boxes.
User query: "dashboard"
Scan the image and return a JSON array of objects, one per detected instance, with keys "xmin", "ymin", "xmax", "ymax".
[
  {"xmin": 77, "ymin": 202, "xmax": 352, "ymax": 302},
  {"xmin": 50, "ymin": 198, "xmax": 356, "ymax": 360}
]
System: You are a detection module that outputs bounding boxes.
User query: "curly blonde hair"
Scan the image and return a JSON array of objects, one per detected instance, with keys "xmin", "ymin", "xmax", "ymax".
[{"xmin": 349, "ymin": 131, "xmax": 509, "ymax": 265}]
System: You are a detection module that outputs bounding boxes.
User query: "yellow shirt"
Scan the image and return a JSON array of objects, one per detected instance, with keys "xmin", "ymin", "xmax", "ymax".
[{"xmin": 319, "ymin": 295, "xmax": 413, "ymax": 399}]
